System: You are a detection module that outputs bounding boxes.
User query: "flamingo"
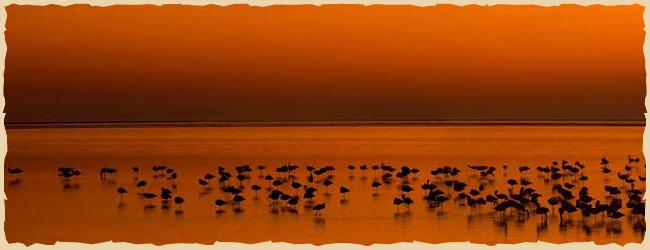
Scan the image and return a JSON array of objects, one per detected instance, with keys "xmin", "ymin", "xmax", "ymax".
[
  {"xmin": 371, "ymin": 181, "xmax": 382, "ymax": 195},
  {"xmin": 232, "ymin": 194, "xmax": 245, "ymax": 210},
  {"xmin": 174, "ymin": 196, "xmax": 185, "ymax": 213},
  {"xmin": 117, "ymin": 187, "xmax": 128, "ymax": 203},
  {"xmin": 136, "ymin": 180, "xmax": 147, "ymax": 193},
  {"xmin": 251, "ymin": 184, "xmax": 261, "ymax": 198},
  {"xmin": 215, "ymin": 199, "xmax": 227, "ymax": 212},
  {"xmin": 393, "ymin": 197, "xmax": 403, "ymax": 212},
  {"xmin": 339, "ymin": 186, "xmax": 350, "ymax": 200},
  {"xmin": 312, "ymin": 203, "xmax": 326, "ymax": 216},
  {"xmin": 142, "ymin": 193, "xmax": 157, "ymax": 207},
  {"xmin": 8, "ymin": 167, "xmax": 23, "ymax": 176}
]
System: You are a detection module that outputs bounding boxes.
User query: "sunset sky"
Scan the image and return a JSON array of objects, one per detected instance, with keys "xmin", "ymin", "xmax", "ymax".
[{"xmin": 4, "ymin": 4, "xmax": 646, "ymax": 123}]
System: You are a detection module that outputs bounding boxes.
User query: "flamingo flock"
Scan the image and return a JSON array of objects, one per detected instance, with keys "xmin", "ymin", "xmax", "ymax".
[{"xmin": 5, "ymin": 154, "xmax": 647, "ymax": 237}]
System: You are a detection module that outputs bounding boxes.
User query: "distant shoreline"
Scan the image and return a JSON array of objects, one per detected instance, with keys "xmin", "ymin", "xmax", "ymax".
[{"xmin": 3, "ymin": 120, "xmax": 646, "ymax": 129}]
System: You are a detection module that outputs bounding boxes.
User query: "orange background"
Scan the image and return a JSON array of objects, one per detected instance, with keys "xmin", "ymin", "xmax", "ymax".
[{"xmin": 4, "ymin": 4, "xmax": 646, "ymax": 123}]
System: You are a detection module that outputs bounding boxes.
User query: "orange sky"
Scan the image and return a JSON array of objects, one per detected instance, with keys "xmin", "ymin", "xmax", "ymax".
[{"xmin": 4, "ymin": 4, "xmax": 646, "ymax": 123}]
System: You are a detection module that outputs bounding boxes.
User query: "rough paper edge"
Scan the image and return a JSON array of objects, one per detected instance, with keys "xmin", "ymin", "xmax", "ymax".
[{"xmin": 0, "ymin": 0, "xmax": 647, "ymax": 249}]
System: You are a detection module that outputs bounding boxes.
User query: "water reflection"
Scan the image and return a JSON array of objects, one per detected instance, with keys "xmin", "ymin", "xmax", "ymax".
[
  {"xmin": 4, "ymin": 126, "xmax": 646, "ymax": 245},
  {"xmin": 9, "ymin": 178, "xmax": 22, "ymax": 187},
  {"xmin": 62, "ymin": 182, "xmax": 81, "ymax": 192}
]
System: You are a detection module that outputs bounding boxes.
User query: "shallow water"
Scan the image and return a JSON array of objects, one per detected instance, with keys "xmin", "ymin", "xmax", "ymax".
[{"xmin": 3, "ymin": 126, "xmax": 646, "ymax": 245}]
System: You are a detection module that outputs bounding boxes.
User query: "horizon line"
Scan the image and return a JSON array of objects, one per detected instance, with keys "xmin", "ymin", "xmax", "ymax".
[{"xmin": 3, "ymin": 120, "xmax": 646, "ymax": 129}]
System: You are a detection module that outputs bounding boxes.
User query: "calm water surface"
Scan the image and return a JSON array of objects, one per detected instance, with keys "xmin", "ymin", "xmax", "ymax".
[{"xmin": 4, "ymin": 126, "xmax": 646, "ymax": 245}]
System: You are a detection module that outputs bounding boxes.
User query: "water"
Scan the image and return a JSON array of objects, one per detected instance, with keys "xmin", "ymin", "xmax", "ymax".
[{"xmin": 4, "ymin": 126, "xmax": 646, "ymax": 245}]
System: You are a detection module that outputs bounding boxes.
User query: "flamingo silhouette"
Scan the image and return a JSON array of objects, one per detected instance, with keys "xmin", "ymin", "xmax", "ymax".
[
  {"xmin": 371, "ymin": 181, "xmax": 382, "ymax": 195},
  {"xmin": 232, "ymin": 194, "xmax": 245, "ymax": 211},
  {"xmin": 291, "ymin": 181, "xmax": 303, "ymax": 195},
  {"xmin": 339, "ymin": 186, "xmax": 350, "ymax": 200},
  {"xmin": 251, "ymin": 184, "xmax": 261, "ymax": 198},
  {"xmin": 535, "ymin": 202, "xmax": 549, "ymax": 223},
  {"xmin": 393, "ymin": 197, "xmax": 403, "ymax": 212},
  {"xmin": 401, "ymin": 194, "xmax": 413, "ymax": 211},
  {"xmin": 322, "ymin": 179, "xmax": 333, "ymax": 193},
  {"xmin": 174, "ymin": 196, "xmax": 185, "ymax": 213},
  {"xmin": 161, "ymin": 187, "xmax": 173, "ymax": 208},
  {"xmin": 117, "ymin": 187, "xmax": 128, "ymax": 203},
  {"xmin": 547, "ymin": 197, "xmax": 559, "ymax": 215},
  {"xmin": 257, "ymin": 165, "xmax": 266, "ymax": 177},
  {"xmin": 142, "ymin": 193, "xmax": 157, "ymax": 207},
  {"xmin": 347, "ymin": 165, "xmax": 355, "ymax": 176},
  {"xmin": 132, "ymin": 166, "xmax": 139, "ymax": 179},
  {"xmin": 400, "ymin": 184, "xmax": 414, "ymax": 197},
  {"xmin": 287, "ymin": 196, "xmax": 300, "ymax": 211},
  {"xmin": 215, "ymin": 199, "xmax": 227, "ymax": 212},
  {"xmin": 359, "ymin": 165, "xmax": 368, "ymax": 177},
  {"xmin": 136, "ymin": 180, "xmax": 147, "ymax": 193},
  {"xmin": 312, "ymin": 203, "xmax": 326, "ymax": 216},
  {"xmin": 264, "ymin": 175, "xmax": 274, "ymax": 187},
  {"xmin": 198, "ymin": 179, "xmax": 209, "ymax": 192},
  {"xmin": 8, "ymin": 167, "xmax": 23, "ymax": 176}
]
